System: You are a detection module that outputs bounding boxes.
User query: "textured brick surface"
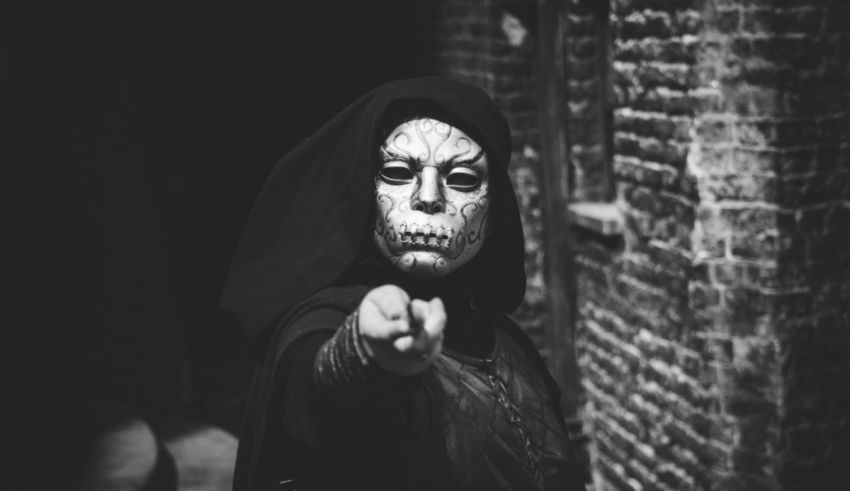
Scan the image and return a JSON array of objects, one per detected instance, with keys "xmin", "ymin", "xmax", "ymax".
[
  {"xmin": 576, "ymin": 1, "xmax": 714, "ymax": 484},
  {"xmin": 433, "ymin": 0, "xmax": 550, "ymax": 350},
  {"xmin": 692, "ymin": 3, "xmax": 850, "ymax": 490},
  {"xmin": 432, "ymin": 1, "xmax": 849, "ymax": 489},
  {"xmin": 578, "ymin": 0, "xmax": 850, "ymax": 490},
  {"xmin": 565, "ymin": 0, "xmax": 613, "ymax": 201}
]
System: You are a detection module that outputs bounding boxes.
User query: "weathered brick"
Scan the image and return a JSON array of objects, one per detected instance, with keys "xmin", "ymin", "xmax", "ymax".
[
  {"xmin": 732, "ymin": 146, "xmax": 816, "ymax": 175},
  {"xmin": 734, "ymin": 119, "xmax": 818, "ymax": 147},
  {"xmin": 703, "ymin": 172, "xmax": 778, "ymax": 202},
  {"xmin": 674, "ymin": 9, "xmax": 703, "ymax": 34},
  {"xmin": 740, "ymin": 35, "xmax": 820, "ymax": 69},
  {"xmin": 696, "ymin": 115, "xmax": 734, "ymax": 144},
  {"xmin": 729, "ymin": 228, "xmax": 781, "ymax": 260},
  {"xmin": 566, "ymin": 56, "xmax": 600, "ymax": 81},
  {"xmin": 779, "ymin": 173, "xmax": 844, "ymax": 207},
  {"xmin": 566, "ymin": 10, "xmax": 594, "ymax": 27},
  {"xmin": 568, "ymin": 118, "xmax": 603, "ymax": 144},
  {"xmin": 621, "ymin": 185, "xmax": 694, "ymax": 222},
  {"xmin": 567, "ymin": 77, "xmax": 603, "ymax": 101},
  {"xmin": 613, "ymin": 0, "xmax": 697, "ymax": 13},
  {"xmin": 740, "ymin": 7, "xmax": 824, "ymax": 35},
  {"xmin": 568, "ymin": 102, "xmax": 602, "ymax": 125},
  {"xmin": 651, "ymin": 87, "xmax": 720, "ymax": 115},
  {"xmin": 697, "ymin": 39, "xmax": 743, "ymax": 83},
  {"xmin": 615, "ymin": 37, "xmax": 698, "ymax": 64},
  {"xmin": 570, "ymin": 35, "xmax": 598, "ymax": 59},
  {"xmin": 721, "ymin": 85, "xmax": 784, "ymax": 117},
  {"xmin": 614, "ymin": 133, "xmax": 690, "ymax": 166},
  {"xmin": 614, "ymin": 155, "xmax": 682, "ymax": 189},
  {"xmin": 635, "ymin": 328, "xmax": 678, "ymax": 365},
  {"xmin": 638, "ymin": 61, "xmax": 698, "ymax": 91},
  {"xmin": 712, "ymin": 260, "xmax": 786, "ymax": 290},
  {"xmin": 574, "ymin": 0, "xmax": 848, "ymax": 488},
  {"xmin": 689, "ymin": 282, "xmax": 723, "ymax": 310},
  {"xmin": 615, "ymin": 108, "xmax": 692, "ymax": 141},
  {"xmin": 694, "ymin": 144, "xmax": 732, "ymax": 174},
  {"xmin": 712, "ymin": 7, "xmax": 742, "ymax": 34}
]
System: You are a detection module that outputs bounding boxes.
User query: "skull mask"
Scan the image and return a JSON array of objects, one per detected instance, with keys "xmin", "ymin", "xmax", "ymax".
[{"xmin": 373, "ymin": 117, "xmax": 491, "ymax": 278}]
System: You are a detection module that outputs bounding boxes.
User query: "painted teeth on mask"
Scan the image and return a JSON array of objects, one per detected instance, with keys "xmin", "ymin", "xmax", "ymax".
[{"xmin": 398, "ymin": 222, "xmax": 453, "ymax": 249}]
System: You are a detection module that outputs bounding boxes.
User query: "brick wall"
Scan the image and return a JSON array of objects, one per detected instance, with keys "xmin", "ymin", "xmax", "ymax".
[
  {"xmin": 565, "ymin": 0, "xmax": 613, "ymax": 201},
  {"xmin": 575, "ymin": 0, "xmax": 850, "ymax": 490},
  {"xmin": 575, "ymin": 0, "xmax": 708, "ymax": 488},
  {"xmin": 690, "ymin": 0, "xmax": 850, "ymax": 488},
  {"xmin": 434, "ymin": 0, "xmax": 551, "ymax": 352},
  {"xmin": 432, "ymin": 1, "xmax": 848, "ymax": 489}
]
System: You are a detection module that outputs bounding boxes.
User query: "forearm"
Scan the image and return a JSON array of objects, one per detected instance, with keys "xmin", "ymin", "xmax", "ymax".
[
  {"xmin": 313, "ymin": 309, "xmax": 376, "ymax": 390},
  {"xmin": 276, "ymin": 306, "xmax": 431, "ymax": 485}
]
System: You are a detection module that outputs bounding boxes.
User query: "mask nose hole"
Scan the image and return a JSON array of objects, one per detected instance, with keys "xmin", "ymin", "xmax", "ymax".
[{"xmin": 411, "ymin": 199, "xmax": 445, "ymax": 214}]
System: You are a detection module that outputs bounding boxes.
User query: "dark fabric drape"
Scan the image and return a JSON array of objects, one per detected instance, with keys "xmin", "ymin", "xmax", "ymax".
[
  {"xmin": 220, "ymin": 77, "xmax": 527, "ymax": 348},
  {"xmin": 221, "ymin": 77, "xmax": 561, "ymax": 490}
]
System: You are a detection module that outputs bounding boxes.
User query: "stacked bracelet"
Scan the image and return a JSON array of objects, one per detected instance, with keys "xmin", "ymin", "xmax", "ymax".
[{"xmin": 314, "ymin": 309, "xmax": 374, "ymax": 388}]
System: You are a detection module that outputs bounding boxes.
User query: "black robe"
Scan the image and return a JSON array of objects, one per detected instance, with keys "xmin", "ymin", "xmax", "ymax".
[{"xmin": 221, "ymin": 77, "xmax": 587, "ymax": 490}]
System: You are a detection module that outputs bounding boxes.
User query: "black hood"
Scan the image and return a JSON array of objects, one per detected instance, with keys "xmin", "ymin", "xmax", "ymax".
[{"xmin": 220, "ymin": 76, "xmax": 526, "ymax": 344}]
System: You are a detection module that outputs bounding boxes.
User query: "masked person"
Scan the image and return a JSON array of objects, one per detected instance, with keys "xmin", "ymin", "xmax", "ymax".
[{"xmin": 222, "ymin": 77, "xmax": 587, "ymax": 490}]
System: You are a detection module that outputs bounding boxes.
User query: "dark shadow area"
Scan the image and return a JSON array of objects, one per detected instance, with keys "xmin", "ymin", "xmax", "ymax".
[{"xmin": 10, "ymin": 2, "xmax": 437, "ymax": 488}]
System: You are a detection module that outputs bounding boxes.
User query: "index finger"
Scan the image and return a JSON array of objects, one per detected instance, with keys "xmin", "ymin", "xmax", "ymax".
[
  {"xmin": 420, "ymin": 297, "xmax": 446, "ymax": 339},
  {"xmin": 408, "ymin": 299, "xmax": 431, "ymax": 336}
]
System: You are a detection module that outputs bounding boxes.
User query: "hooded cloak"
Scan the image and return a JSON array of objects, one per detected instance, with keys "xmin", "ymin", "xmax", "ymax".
[
  {"xmin": 221, "ymin": 77, "xmax": 526, "ymax": 347},
  {"xmin": 222, "ymin": 77, "xmax": 583, "ymax": 490}
]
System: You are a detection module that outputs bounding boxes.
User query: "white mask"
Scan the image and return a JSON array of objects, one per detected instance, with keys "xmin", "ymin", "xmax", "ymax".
[{"xmin": 373, "ymin": 117, "xmax": 491, "ymax": 278}]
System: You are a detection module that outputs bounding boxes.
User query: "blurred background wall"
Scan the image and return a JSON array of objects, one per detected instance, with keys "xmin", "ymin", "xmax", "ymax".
[{"xmin": 432, "ymin": 1, "xmax": 849, "ymax": 488}]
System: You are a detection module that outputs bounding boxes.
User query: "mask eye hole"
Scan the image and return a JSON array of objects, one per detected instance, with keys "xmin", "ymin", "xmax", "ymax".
[
  {"xmin": 379, "ymin": 163, "xmax": 414, "ymax": 185},
  {"xmin": 446, "ymin": 167, "xmax": 481, "ymax": 191}
]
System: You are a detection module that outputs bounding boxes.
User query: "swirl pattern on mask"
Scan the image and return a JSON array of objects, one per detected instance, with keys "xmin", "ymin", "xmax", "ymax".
[{"xmin": 373, "ymin": 117, "xmax": 491, "ymax": 278}]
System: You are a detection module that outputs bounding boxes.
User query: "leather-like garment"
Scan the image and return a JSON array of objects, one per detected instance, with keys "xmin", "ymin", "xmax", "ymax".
[{"xmin": 431, "ymin": 328, "xmax": 576, "ymax": 490}]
